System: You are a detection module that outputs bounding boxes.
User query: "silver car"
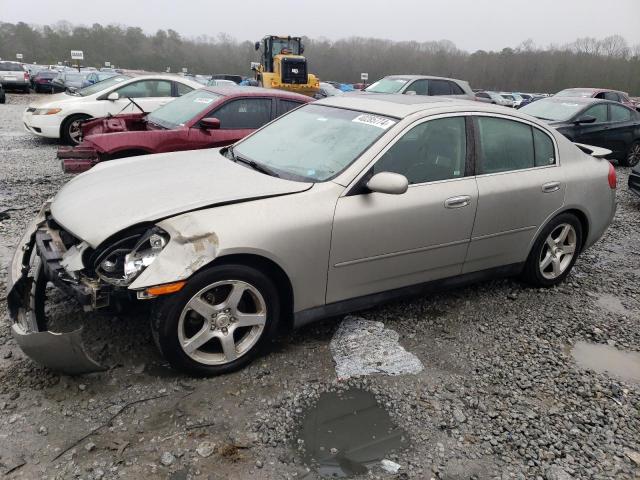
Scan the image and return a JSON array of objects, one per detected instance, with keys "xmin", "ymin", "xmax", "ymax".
[
  {"xmin": 7, "ymin": 95, "xmax": 616, "ymax": 376},
  {"xmin": 0, "ymin": 60, "xmax": 30, "ymax": 92},
  {"xmin": 364, "ymin": 75, "xmax": 475, "ymax": 101}
]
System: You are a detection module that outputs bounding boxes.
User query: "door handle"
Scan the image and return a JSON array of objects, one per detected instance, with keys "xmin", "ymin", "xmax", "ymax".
[
  {"xmin": 444, "ymin": 195, "xmax": 471, "ymax": 208},
  {"xmin": 542, "ymin": 181, "xmax": 561, "ymax": 193}
]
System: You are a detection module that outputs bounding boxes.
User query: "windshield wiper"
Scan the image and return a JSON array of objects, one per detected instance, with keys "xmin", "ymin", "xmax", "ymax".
[{"xmin": 227, "ymin": 147, "xmax": 279, "ymax": 177}]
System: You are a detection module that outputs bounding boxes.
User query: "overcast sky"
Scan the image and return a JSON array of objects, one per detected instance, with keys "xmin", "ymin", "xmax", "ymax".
[{"xmin": 3, "ymin": 0, "xmax": 639, "ymax": 51}]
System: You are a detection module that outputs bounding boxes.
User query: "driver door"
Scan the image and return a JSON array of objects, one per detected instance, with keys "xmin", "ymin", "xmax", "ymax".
[
  {"xmin": 187, "ymin": 97, "xmax": 273, "ymax": 149},
  {"xmin": 327, "ymin": 115, "xmax": 478, "ymax": 303}
]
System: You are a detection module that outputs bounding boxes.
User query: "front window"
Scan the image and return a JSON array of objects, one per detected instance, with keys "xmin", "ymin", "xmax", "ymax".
[
  {"xmin": 233, "ymin": 104, "xmax": 397, "ymax": 182},
  {"xmin": 114, "ymin": 79, "xmax": 172, "ymax": 98},
  {"xmin": 365, "ymin": 77, "xmax": 410, "ymax": 94},
  {"xmin": 373, "ymin": 117, "xmax": 467, "ymax": 184},
  {"xmin": 77, "ymin": 75, "xmax": 131, "ymax": 96},
  {"xmin": 147, "ymin": 89, "xmax": 222, "ymax": 129},
  {"xmin": 520, "ymin": 99, "xmax": 586, "ymax": 121}
]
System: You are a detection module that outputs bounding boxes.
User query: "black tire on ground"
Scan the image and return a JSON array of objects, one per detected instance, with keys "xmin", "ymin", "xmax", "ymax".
[
  {"xmin": 23, "ymin": 85, "xmax": 30, "ymax": 93},
  {"xmin": 521, "ymin": 213, "xmax": 583, "ymax": 288},
  {"xmin": 61, "ymin": 114, "xmax": 91, "ymax": 145},
  {"xmin": 0, "ymin": 94, "xmax": 5, "ymax": 104},
  {"xmin": 620, "ymin": 141, "xmax": 640, "ymax": 168},
  {"xmin": 150, "ymin": 263, "xmax": 281, "ymax": 376}
]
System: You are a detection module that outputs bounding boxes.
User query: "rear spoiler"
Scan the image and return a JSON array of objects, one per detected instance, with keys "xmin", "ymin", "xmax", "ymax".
[{"xmin": 574, "ymin": 143, "xmax": 611, "ymax": 158}]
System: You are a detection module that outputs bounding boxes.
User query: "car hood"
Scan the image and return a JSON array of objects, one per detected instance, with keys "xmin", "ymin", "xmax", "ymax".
[{"xmin": 51, "ymin": 149, "xmax": 313, "ymax": 247}]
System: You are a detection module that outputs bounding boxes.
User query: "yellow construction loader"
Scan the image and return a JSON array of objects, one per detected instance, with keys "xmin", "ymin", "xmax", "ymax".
[{"xmin": 252, "ymin": 35, "xmax": 319, "ymax": 97}]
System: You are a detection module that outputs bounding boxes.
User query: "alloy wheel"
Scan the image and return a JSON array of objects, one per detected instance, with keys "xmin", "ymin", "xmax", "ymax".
[
  {"xmin": 177, "ymin": 280, "xmax": 267, "ymax": 365},
  {"xmin": 627, "ymin": 143, "xmax": 640, "ymax": 168},
  {"xmin": 539, "ymin": 223, "xmax": 577, "ymax": 280},
  {"xmin": 69, "ymin": 120, "xmax": 83, "ymax": 144}
]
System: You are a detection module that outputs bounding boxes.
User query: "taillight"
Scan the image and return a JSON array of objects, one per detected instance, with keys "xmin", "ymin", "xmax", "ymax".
[
  {"xmin": 608, "ymin": 162, "xmax": 617, "ymax": 189},
  {"xmin": 24, "ymin": 72, "xmax": 29, "ymax": 81}
]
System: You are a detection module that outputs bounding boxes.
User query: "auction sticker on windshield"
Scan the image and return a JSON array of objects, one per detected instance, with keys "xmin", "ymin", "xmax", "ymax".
[{"xmin": 352, "ymin": 114, "xmax": 396, "ymax": 129}]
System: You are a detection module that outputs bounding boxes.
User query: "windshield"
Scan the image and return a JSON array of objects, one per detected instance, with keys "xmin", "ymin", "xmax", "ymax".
[
  {"xmin": 77, "ymin": 75, "xmax": 131, "ymax": 96},
  {"xmin": 64, "ymin": 73, "xmax": 85, "ymax": 82},
  {"xmin": 520, "ymin": 99, "xmax": 585, "ymax": 121},
  {"xmin": 271, "ymin": 38, "xmax": 301, "ymax": 55},
  {"xmin": 555, "ymin": 89, "xmax": 594, "ymax": 98},
  {"xmin": 233, "ymin": 104, "xmax": 397, "ymax": 182},
  {"xmin": 147, "ymin": 89, "xmax": 222, "ymax": 128},
  {"xmin": 365, "ymin": 77, "xmax": 410, "ymax": 94}
]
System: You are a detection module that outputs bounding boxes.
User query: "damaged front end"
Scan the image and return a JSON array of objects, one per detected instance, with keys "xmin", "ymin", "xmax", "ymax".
[{"xmin": 6, "ymin": 204, "xmax": 174, "ymax": 374}]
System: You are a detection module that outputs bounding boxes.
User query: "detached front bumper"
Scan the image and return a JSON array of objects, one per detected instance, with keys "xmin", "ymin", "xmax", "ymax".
[
  {"xmin": 6, "ymin": 205, "xmax": 106, "ymax": 375},
  {"xmin": 57, "ymin": 145, "xmax": 100, "ymax": 174}
]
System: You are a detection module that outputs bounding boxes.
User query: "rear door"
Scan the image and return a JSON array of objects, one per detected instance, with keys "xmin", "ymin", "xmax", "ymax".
[
  {"xmin": 187, "ymin": 97, "xmax": 273, "ymax": 149},
  {"xmin": 327, "ymin": 115, "xmax": 478, "ymax": 302},
  {"xmin": 464, "ymin": 115, "xmax": 564, "ymax": 273},
  {"xmin": 606, "ymin": 104, "xmax": 637, "ymax": 158}
]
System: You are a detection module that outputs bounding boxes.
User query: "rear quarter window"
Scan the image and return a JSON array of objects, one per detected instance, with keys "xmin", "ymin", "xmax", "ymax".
[{"xmin": 476, "ymin": 117, "xmax": 535, "ymax": 173}]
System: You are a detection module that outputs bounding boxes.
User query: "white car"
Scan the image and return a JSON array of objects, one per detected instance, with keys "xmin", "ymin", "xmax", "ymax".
[{"xmin": 23, "ymin": 74, "xmax": 203, "ymax": 144}]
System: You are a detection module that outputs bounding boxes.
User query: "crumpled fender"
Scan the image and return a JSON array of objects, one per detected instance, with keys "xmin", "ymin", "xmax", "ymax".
[{"xmin": 129, "ymin": 215, "xmax": 219, "ymax": 290}]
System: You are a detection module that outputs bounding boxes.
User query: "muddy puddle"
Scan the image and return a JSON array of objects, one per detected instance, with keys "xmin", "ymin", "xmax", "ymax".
[
  {"xmin": 570, "ymin": 341, "xmax": 640, "ymax": 383},
  {"xmin": 297, "ymin": 388, "xmax": 408, "ymax": 477}
]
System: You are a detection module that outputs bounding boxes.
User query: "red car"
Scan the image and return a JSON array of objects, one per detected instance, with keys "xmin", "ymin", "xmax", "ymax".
[
  {"xmin": 58, "ymin": 86, "xmax": 311, "ymax": 173},
  {"xmin": 554, "ymin": 88, "xmax": 638, "ymax": 111}
]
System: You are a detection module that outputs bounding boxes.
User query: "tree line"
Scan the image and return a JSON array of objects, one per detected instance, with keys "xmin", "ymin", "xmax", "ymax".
[{"xmin": 1, "ymin": 21, "xmax": 639, "ymax": 95}]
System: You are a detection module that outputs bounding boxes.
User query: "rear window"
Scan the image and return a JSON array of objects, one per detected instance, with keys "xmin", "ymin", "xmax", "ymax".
[{"xmin": 0, "ymin": 62, "xmax": 24, "ymax": 72}]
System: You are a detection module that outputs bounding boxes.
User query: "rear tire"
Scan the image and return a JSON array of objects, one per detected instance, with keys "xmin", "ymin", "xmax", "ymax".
[
  {"xmin": 150, "ymin": 264, "xmax": 281, "ymax": 376},
  {"xmin": 521, "ymin": 213, "xmax": 582, "ymax": 287},
  {"xmin": 61, "ymin": 114, "xmax": 91, "ymax": 145},
  {"xmin": 620, "ymin": 141, "xmax": 640, "ymax": 168}
]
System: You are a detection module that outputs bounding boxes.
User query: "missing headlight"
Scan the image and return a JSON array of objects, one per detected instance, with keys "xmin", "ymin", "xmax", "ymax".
[{"xmin": 95, "ymin": 227, "xmax": 169, "ymax": 287}]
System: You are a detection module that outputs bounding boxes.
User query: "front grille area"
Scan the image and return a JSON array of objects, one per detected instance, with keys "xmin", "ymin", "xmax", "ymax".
[{"xmin": 281, "ymin": 58, "xmax": 308, "ymax": 85}]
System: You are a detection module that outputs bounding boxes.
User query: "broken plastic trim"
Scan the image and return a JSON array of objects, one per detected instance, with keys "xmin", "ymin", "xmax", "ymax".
[{"xmin": 11, "ymin": 324, "xmax": 106, "ymax": 375}]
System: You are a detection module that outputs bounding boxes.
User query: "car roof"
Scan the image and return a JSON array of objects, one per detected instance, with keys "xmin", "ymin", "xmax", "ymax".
[
  {"xmin": 557, "ymin": 87, "xmax": 622, "ymax": 94},
  {"xmin": 317, "ymin": 93, "xmax": 491, "ymax": 118},
  {"xmin": 381, "ymin": 74, "xmax": 467, "ymax": 84},
  {"xmin": 201, "ymin": 86, "xmax": 310, "ymax": 101}
]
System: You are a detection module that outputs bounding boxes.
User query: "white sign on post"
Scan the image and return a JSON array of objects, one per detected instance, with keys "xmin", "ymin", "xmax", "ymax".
[
  {"xmin": 70, "ymin": 50, "xmax": 84, "ymax": 60},
  {"xmin": 16, "ymin": 53, "xmax": 23, "ymax": 60},
  {"xmin": 104, "ymin": 61, "xmax": 111, "ymax": 67},
  {"xmin": 182, "ymin": 67, "xmax": 188, "ymax": 73},
  {"xmin": 360, "ymin": 72, "xmax": 369, "ymax": 81}
]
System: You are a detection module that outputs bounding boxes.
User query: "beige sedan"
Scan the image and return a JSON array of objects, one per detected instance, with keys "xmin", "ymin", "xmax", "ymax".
[{"xmin": 8, "ymin": 95, "xmax": 616, "ymax": 375}]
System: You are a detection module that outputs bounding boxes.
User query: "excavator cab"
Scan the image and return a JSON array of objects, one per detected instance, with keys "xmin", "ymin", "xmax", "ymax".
[{"xmin": 252, "ymin": 35, "xmax": 319, "ymax": 97}]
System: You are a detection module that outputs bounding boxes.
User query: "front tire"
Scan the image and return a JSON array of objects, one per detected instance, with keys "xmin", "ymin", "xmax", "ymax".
[
  {"xmin": 621, "ymin": 141, "xmax": 640, "ymax": 168},
  {"xmin": 61, "ymin": 114, "xmax": 90, "ymax": 145},
  {"xmin": 150, "ymin": 264, "xmax": 281, "ymax": 376},
  {"xmin": 521, "ymin": 213, "xmax": 582, "ymax": 287}
]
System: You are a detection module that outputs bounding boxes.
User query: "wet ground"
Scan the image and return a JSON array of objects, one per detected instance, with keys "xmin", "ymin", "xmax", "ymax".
[{"xmin": 1, "ymin": 92, "xmax": 640, "ymax": 479}]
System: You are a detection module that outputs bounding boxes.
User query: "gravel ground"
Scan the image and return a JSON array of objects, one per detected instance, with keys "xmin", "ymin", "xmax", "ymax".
[{"xmin": 1, "ymin": 92, "xmax": 639, "ymax": 480}]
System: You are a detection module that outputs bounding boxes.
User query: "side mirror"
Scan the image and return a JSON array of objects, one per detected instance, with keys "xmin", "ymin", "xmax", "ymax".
[
  {"xmin": 200, "ymin": 118, "xmax": 220, "ymax": 130},
  {"xmin": 107, "ymin": 92, "xmax": 119, "ymax": 101},
  {"xmin": 254, "ymin": 41, "xmax": 260, "ymax": 51},
  {"xmin": 405, "ymin": 90, "xmax": 417, "ymax": 96},
  {"xmin": 366, "ymin": 172, "xmax": 408, "ymax": 195},
  {"xmin": 300, "ymin": 44, "xmax": 305, "ymax": 54},
  {"xmin": 576, "ymin": 115, "xmax": 596, "ymax": 124}
]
